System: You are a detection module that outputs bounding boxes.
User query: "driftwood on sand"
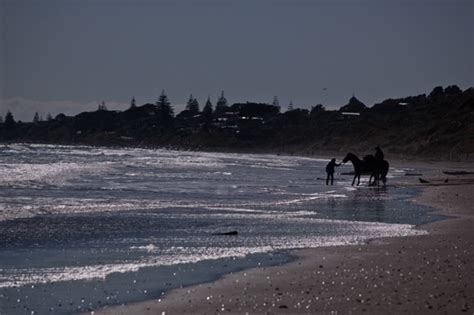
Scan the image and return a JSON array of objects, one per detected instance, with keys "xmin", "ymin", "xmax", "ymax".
[{"xmin": 212, "ymin": 231, "xmax": 238, "ymax": 236}]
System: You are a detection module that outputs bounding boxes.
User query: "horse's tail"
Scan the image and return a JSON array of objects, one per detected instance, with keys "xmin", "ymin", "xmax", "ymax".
[{"xmin": 381, "ymin": 160, "xmax": 389, "ymax": 184}]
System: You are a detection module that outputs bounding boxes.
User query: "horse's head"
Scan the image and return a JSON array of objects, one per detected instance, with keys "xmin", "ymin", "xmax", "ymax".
[{"xmin": 342, "ymin": 152, "xmax": 357, "ymax": 163}]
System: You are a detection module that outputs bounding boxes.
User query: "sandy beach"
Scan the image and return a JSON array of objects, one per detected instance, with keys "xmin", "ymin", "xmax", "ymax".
[{"xmin": 94, "ymin": 162, "xmax": 474, "ymax": 315}]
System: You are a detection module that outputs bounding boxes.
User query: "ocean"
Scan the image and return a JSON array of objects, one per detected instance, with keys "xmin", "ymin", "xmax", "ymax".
[{"xmin": 0, "ymin": 144, "xmax": 441, "ymax": 314}]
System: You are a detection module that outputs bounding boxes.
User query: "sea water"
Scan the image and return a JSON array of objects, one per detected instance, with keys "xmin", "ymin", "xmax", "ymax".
[{"xmin": 0, "ymin": 144, "xmax": 441, "ymax": 314}]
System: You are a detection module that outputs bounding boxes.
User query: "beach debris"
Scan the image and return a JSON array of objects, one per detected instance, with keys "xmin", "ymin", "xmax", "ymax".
[
  {"xmin": 212, "ymin": 231, "xmax": 238, "ymax": 236},
  {"xmin": 419, "ymin": 178, "xmax": 430, "ymax": 184},
  {"xmin": 444, "ymin": 178, "xmax": 449, "ymax": 183}
]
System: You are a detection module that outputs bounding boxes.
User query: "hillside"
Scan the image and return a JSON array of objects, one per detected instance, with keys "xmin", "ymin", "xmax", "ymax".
[{"xmin": 1, "ymin": 85, "xmax": 473, "ymax": 161}]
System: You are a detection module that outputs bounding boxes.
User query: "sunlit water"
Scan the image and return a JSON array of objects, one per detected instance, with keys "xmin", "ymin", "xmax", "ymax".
[{"xmin": 0, "ymin": 144, "xmax": 441, "ymax": 314}]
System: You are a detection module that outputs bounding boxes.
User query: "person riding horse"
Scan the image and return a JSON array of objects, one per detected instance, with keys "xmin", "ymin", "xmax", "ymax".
[
  {"xmin": 375, "ymin": 146, "xmax": 384, "ymax": 161},
  {"xmin": 343, "ymin": 151, "xmax": 389, "ymax": 186}
]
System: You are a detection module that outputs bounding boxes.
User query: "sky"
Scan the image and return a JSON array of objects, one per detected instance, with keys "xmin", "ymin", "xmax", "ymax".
[{"xmin": 1, "ymin": 0, "xmax": 473, "ymax": 121}]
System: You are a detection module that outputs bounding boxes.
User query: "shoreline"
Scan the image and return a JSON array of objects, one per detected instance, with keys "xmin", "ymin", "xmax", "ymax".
[
  {"xmin": 93, "ymin": 162, "xmax": 474, "ymax": 314},
  {"xmin": 2, "ymin": 141, "xmax": 472, "ymax": 163}
]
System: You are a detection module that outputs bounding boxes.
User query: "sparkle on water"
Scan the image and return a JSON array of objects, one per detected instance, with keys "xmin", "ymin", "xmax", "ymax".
[{"xmin": 0, "ymin": 144, "xmax": 438, "ymax": 314}]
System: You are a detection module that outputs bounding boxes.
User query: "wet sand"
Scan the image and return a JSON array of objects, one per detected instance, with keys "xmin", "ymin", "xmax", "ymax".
[{"xmin": 95, "ymin": 163, "xmax": 474, "ymax": 314}]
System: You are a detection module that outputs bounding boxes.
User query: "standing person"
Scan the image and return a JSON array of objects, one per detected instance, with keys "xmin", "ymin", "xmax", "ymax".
[{"xmin": 325, "ymin": 158, "xmax": 341, "ymax": 185}]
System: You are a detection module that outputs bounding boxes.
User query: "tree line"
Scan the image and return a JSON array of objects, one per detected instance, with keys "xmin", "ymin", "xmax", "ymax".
[{"xmin": 0, "ymin": 85, "xmax": 472, "ymax": 160}]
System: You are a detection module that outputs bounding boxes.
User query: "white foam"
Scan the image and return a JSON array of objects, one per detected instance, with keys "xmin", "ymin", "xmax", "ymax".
[
  {"xmin": 0, "ymin": 162, "xmax": 108, "ymax": 187},
  {"xmin": 0, "ymin": 219, "xmax": 426, "ymax": 289},
  {"xmin": 0, "ymin": 144, "xmax": 429, "ymax": 290}
]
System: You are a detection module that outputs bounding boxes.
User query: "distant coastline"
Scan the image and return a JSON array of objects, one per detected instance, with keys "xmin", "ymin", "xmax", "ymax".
[{"xmin": 1, "ymin": 85, "xmax": 473, "ymax": 161}]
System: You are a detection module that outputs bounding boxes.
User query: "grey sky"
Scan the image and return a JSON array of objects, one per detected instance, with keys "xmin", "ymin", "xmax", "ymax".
[{"xmin": 1, "ymin": 0, "xmax": 473, "ymax": 121}]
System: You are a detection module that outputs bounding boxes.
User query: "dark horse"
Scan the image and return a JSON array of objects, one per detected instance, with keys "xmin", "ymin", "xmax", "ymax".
[{"xmin": 342, "ymin": 152, "xmax": 389, "ymax": 186}]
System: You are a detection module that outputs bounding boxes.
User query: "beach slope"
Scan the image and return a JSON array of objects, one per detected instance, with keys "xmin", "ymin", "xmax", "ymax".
[{"xmin": 96, "ymin": 173, "xmax": 474, "ymax": 314}]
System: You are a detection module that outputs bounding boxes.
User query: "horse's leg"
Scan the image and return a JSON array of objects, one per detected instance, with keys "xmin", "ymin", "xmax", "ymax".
[
  {"xmin": 351, "ymin": 175, "xmax": 355, "ymax": 186},
  {"xmin": 370, "ymin": 174, "xmax": 376, "ymax": 186},
  {"xmin": 357, "ymin": 175, "xmax": 360, "ymax": 186}
]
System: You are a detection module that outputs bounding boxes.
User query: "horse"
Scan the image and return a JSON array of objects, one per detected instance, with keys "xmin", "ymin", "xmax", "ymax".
[
  {"xmin": 363, "ymin": 154, "xmax": 389, "ymax": 186},
  {"xmin": 342, "ymin": 152, "xmax": 389, "ymax": 186}
]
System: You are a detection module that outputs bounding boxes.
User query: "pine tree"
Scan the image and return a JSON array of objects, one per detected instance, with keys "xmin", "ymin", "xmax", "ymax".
[
  {"xmin": 0, "ymin": 115, "xmax": 3, "ymax": 124},
  {"xmin": 272, "ymin": 96, "xmax": 279, "ymax": 107},
  {"xmin": 214, "ymin": 91, "xmax": 229, "ymax": 114},
  {"xmin": 130, "ymin": 97, "xmax": 136, "ymax": 109},
  {"xmin": 155, "ymin": 90, "xmax": 174, "ymax": 126},
  {"xmin": 33, "ymin": 112, "xmax": 40, "ymax": 123},
  {"xmin": 98, "ymin": 101, "xmax": 107, "ymax": 111},
  {"xmin": 46, "ymin": 113, "xmax": 53, "ymax": 121},
  {"xmin": 288, "ymin": 101, "xmax": 294, "ymax": 111},
  {"xmin": 186, "ymin": 94, "xmax": 193, "ymax": 110},
  {"xmin": 156, "ymin": 90, "xmax": 173, "ymax": 114},
  {"xmin": 202, "ymin": 96, "xmax": 213, "ymax": 122},
  {"xmin": 186, "ymin": 94, "xmax": 200, "ymax": 114},
  {"xmin": 191, "ymin": 99, "xmax": 199, "ymax": 114},
  {"xmin": 4, "ymin": 111, "xmax": 15, "ymax": 129}
]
